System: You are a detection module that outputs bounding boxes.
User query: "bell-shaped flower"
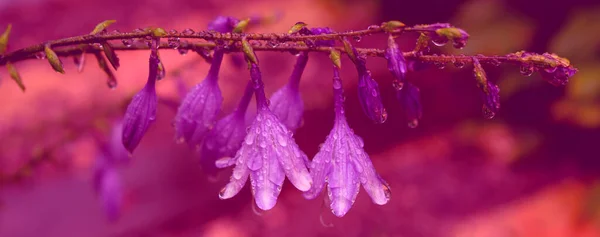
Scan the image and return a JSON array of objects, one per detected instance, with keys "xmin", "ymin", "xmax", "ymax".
[
  {"xmin": 473, "ymin": 58, "xmax": 500, "ymax": 118},
  {"xmin": 174, "ymin": 49, "xmax": 224, "ymax": 146},
  {"xmin": 217, "ymin": 64, "xmax": 312, "ymax": 211},
  {"xmin": 199, "ymin": 82, "xmax": 253, "ymax": 175},
  {"xmin": 304, "ymin": 67, "xmax": 391, "ymax": 217},
  {"xmin": 269, "ymin": 52, "xmax": 308, "ymax": 132},
  {"xmin": 121, "ymin": 49, "xmax": 159, "ymax": 153}
]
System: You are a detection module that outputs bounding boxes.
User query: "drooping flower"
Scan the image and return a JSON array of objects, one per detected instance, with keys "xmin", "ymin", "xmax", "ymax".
[
  {"xmin": 93, "ymin": 120, "xmax": 129, "ymax": 221},
  {"xmin": 304, "ymin": 67, "xmax": 391, "ymax": 217},
  {"xmin": 472, "ymin": 57, "xmax": 500, "ymax": 118},
  {"xmin": 121, "ymin": 41, "xmax": 159, "ymax": 153},
  {"xmin": 356, "ymin": 59, "xmax": 387, "ymax": 124},
  {"xmin": 217, "ymin": 63, "xmax": 312, "ymax": 211},
  {"xmin": 385, "ymin": 35, "xmax": 408, "ymax": 87},
  {"xmin": 396, "ymin": 82, "xmax": 423, "ymax": 128},
  {"xmin": 174, "ymin": 49, "xmax": 224, "ymax": 146},
  {"xmin": 269, "ymin": 52, "xmax": 308, "ymax": 132},
  {"xmin": 199, "ymin": 81, "xmax": 253, "ymax": 175}
]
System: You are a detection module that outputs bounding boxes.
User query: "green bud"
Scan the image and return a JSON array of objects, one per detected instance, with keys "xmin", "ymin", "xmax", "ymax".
[
  {"xmin": 6, "ymin": 62, "xmax": 25, "ymax": 91},
  {"xmin": 329, "ymin": 50, "xmax": 341, "ymax": 68},
  {"xmin": 0, "ymin": 24, "xmax": 12, "ymax": 55},
  {"xmin": 90, "ymin": 20, "xmax": 116, "ymax": 35},
  {"xmin": 44, "ymin": 45, "xmax": 64, "ymax": 74}
]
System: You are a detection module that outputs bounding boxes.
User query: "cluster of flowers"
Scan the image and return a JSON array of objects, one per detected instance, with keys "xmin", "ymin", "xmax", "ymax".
[{"xmin": 0, "ymin": 15, "xmax": 577, "ymax": 219}]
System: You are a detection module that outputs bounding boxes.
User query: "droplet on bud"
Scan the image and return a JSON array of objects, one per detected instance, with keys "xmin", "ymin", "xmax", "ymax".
[
  {"xmin": 121, "ymin": 39, "xmax": 132, "ymax": 47},
  {"xmin": 453, "ymin": 61, "xmax": 466, "ymax": 68},
  {"xmin": 452, "ymin": 39, "xmax": 467, "ymax": 49},
  {"xmin": 168, "ymin": 37, "xmax": 180, "ymax": 48},
  {"xmin": 431, "ymin": 37, "xmax": 448, "ymax": 47},
  {"xmin": 519, "ymin": 63, "xmax": 534, "ymax": 76},
  {"xmin": 178, "ymin": 48, "xmax": 189, "ymax": 55},
  {"xmin": 482, "ymin": 106, "xmax": 495, "ymax": 119},
  {"xmin": 352, "ymin": 36, "xmax": 362, "ymax": 42}
]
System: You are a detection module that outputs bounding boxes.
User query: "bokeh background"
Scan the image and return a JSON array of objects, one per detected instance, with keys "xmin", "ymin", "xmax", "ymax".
[{"xmin": 1, "ymin": 0, "xmax": 600, "ymax": 236}]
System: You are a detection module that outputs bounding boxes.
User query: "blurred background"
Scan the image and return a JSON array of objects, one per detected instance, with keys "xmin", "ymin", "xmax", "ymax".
[{"xmin": 1, "ymin": 0, "xmax": 600, "ymax": 236}]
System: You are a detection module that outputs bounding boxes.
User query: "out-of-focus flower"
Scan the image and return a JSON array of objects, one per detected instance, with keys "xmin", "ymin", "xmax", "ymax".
[
  {"xmin": 304, "ymin": 67, "xmax": 391, "ymax": 217},
  {"xmin": 395, "ymin": 82, "xmax": 423, "ymax": 128},
  {"xmin": 208, "ymin": 16, "xmax": 240, "ymax": 33},
  {"xmin": 121, "ymin": 44, "xmax": 159, "ymax": 153},
  {"xmin": 217, "ymin": 64, "xmax": 312, "ymax": 211},
  {"xmin": 200, "ymin": 82, "xmax": 253, "ymax": 175},
  {"xmin": 269, "ymin": 52, "xmax": 308, "ymax": 132},
  {"xmin": 174, "ymin": 49, "xmax": 224, "ymax": 147}
]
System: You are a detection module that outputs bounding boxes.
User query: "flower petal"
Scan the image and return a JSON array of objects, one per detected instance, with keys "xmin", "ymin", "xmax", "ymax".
[{"xmin": 122, "ymin": 84, "xmax": 157, "ymax": 153}]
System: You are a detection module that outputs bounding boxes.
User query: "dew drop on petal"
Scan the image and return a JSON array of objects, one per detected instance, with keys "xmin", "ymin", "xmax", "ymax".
[
  {"xmin": 408, "ymin": 119, "xmax": 419, "ymax": 128},
  {"xmin": 333, "ymin": 80, "xmax": 342, "ymax": 89},
  {"xmin": 277, "ymin": 134, "xmax": 287, "ymax": 147}
]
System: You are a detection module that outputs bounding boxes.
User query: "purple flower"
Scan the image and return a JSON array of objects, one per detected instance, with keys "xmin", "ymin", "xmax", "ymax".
[
  {"xmin": 356, "ymin": 61, "xmax": 387, "ymax": 124},
  {"xmin": 385, "ymin": 35, "xmax": 407, "ymax": 86},
  {"xmin": 396, "ymin": 82, "xmax": 423, "ymax": 128},
  {"xmin": 473, "ymin": 58, "xmax": 500, "ymax": 118},
  {"xmin": 217, "ymin": 64, "xmax": 312, "ymax": 211},
  {"xmin": 304, "ymin": 67, "xmax": 391, "ymax": 217},
  {"xmin": 269, "ymin": 52, "xmax": 308, "ymax": 132},
  {"xmin": 174, "ymin": 49, "xmax": 224, "ymax": 146},
  {"xmin": 200, "ymin": 82, "xmax": 253, "ymax": 175},
  {"xmin": 540, "ymin": 66, "xmax": 577, "ymax": 86},
  {"xmin": 121, "ymin": 45, "xmax": 159, "ymax": 153},
  {"xmin": 208, "ymin": 16, "xmax": 240, "ymax": 33},
  {"xmin": 310, "ymin": 27, "xmax": 335, "ymax": 47}
]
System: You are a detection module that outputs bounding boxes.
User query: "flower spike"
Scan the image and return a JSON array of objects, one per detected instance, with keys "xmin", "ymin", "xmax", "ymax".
[
  {"xmin": 121, "ymin": 39, "xmax": 159, "ymax": 153},
  {"xmin": 304, "ymin": 66, "xmax": 391, "ymax": 217},
  {"xmin": 218, "ymin": 59, "xmax": 312, "ymax": 211},
  {"xmin": 269, "ymin": 52, "xmax": 308, "ymax": 132}
]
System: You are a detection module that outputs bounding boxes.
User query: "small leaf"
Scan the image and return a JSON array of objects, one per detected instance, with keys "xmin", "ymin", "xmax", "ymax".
[
  {"xmin": 90, "ymin": 20, "xmax": 116, "ymax": 35},
  {"xmin": 151, "ymin": 27, "xmax": 167, "ymax": 37},
  {"xmin": 288, "ymin": 22, "xmax": 308, "ymax": 34},
  {"xmin": 44, "ymin": 45, "xmax": 64, "ymax": 74},
  {"xmin": 102, "ymin": 42, "xmax": 120, "ymax": 70},
  {"xmin": 6, "ymin": 62, "xmax": 25, "ymax": 91},
  {"xmin": 381, "ymin": 20, "xmax": 405, "ymax": 32},
  {"xmin": 0, "ymin": 24, "xmax": 12, "ymax": 54},
  {"xmin": 233, "ymin": 18, "xmax": 250, "ymax": 33},
  {"xmin": 342, "ymin": 39, "xmax": 357, "ymax": 63},
  {"xmin": 94, "ymin": 52, "xmax": 117, "ymax": 89},
  {"xmin": 241, "ymin": 38, "xmax": 257, "ymax": 64},
  {"xmin": 329, "ymin": 50, "xmax": 341, "ymax": 68}
]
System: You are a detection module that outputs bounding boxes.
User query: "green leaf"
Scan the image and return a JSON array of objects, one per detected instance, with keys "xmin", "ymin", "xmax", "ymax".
[
  {"xmin": 6, "ymin": 62, "xmax": 25, "ymax": 91},
  {"xmin": 90, "ymin": 20, "xmax": 116, "ymax": 35}
]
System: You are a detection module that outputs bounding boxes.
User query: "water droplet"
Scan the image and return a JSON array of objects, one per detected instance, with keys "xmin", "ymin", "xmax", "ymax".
[
  {"xmin": 259, "ymin": 141, "xmax": 267, "ymax": 148},
  {"xmin": 121, "ymin": 38, "xmax": 133, "ymax": 47},
  {"xmin": 452, "ymin": 39, "xmax": 467, "ymax": 49},
  {"xmin": 168, "ymin": 37, "xmax": 180, "ymax": 48},
  {"xmin": 182, "ymin": 28, "xmax": 195, "ymax": 36},
  {"xmin": 218, "ymin": 187, "xmax": 228, "ymax": 199},
  {"xmin": 332, "ymin": 79, "xmax": 342, "ymax": 90},
  {"xmin": 453, "ymin": 61, "xmax": 466, "ymax": 68},
  {"xmin": 519, "ymin": 63, "xmax": 534, "ymax": 76},
  {"xmin": 392, "ymin": 80, "xmax": 404, "ymax": 91},
  {"xmin": 277, "ymin": 134, "xmax": 288, "ymax": 147},
  {"xmin": 544, "ymin": 66, "xmax": 557, "ymax": 73},
  {"xmin": 489, "ymin": 59, "xmax": 501, "ymax": 66},
  {"xmin": 367, "ymin": 25, "xmax": 379, "ymax": 30},
  {"xmin": 107, "ymin": 78, "xmax": 117, "ymax": 89},
  {"xmin": 178, "ymin": 48, "xmax": 188, "ymax": 55},
  {"xmin": 408, "ymin": 119, "xmax": 419, "ymax": 128},
  {"xmin": 352, "ymin": 36, "xmax": 362, "ymax": 42},
  {"xmin": 431, "ymin": 37, "xmax": 448, "ymax": 47},
  {"xmin": 433, "ymin": 61, "xmax": 446, "ymax": 69},
  {"xmin": 245, "ymin": 135, "xmax": 254, "ymax": 145},
  {"xmin": 482, "ymin": 106, "xmax": 495, "ymax": 119},
  {"xmin": 371, "ymin": 88, "xmax": 378, "ymax": 97},
  {"xmin": 382, "ymin": 182, "xmax": 392, "ymax": 201},
  {"xmin": 168, "ymin": 29, "xmax": 177, "ymax": 35},
  {"xmin": 35, "ymin": 51, "xmax": 46, "ymax": 59}
]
